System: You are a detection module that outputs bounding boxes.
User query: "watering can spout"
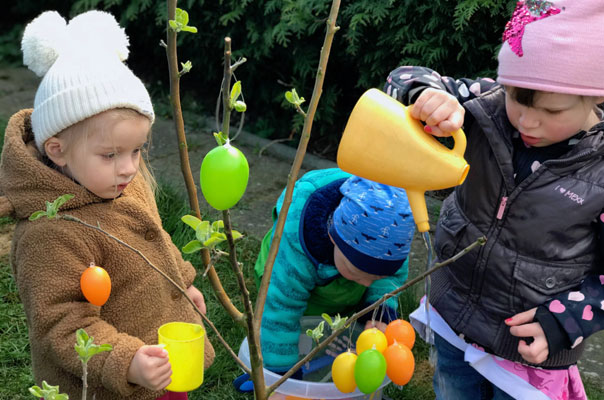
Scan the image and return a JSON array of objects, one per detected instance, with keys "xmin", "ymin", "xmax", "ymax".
[
  {"xmin": 337, "ymin": 88, "xmax": 470, "ymax": 233},
  {"xmin": 406, "ymin": 190, "xmax": 431, "ymax": 233}
]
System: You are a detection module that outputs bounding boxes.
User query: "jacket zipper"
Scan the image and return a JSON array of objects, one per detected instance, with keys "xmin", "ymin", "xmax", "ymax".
[
  {"xmin": 495, "ymin": 148, "xmax": 595, "ymax": 221},
  {"xmin": 496, "ymin": 196, "xmax": 508, "ymax": 220},
  {"xmin": 544, "ymin": 148, "xmax": 596, "ymax": 168}
]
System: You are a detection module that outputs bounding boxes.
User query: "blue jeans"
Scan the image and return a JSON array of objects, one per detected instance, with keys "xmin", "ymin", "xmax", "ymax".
[{"xmin": 433, "ymin": 333, "xmax": 515, "ymax": 400}]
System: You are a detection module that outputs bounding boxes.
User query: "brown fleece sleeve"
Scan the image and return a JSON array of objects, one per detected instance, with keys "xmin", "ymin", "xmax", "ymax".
[
  {"xmin": 13, "ymin": 221, "xmax": 144, "ymax": 396},
  {"xmin": 141, "ymin": 178, "xmax": 198, "ymax": 288},
  {"xmin": 178, "ymin": 256, "xmax": 198, "ymax": 288},
  {"xmin": 161, "ymin": 228, "xmax": 197, "ymax": 287}
]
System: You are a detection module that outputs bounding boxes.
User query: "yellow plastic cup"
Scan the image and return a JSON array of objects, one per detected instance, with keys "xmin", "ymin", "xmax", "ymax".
[{"xmin": 158, "ymin": 322, "xmax": 205, "ymax": 392}]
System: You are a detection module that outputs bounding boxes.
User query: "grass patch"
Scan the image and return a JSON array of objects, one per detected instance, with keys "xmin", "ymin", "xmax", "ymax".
[
  {"xmin": 0, "ymin": 254, "xmax": 34, "ymax": 399},
  {"xmin": 585, "ymin": 377, "xmax": 604, "ymax": 400},
  {"xmin": 0, "ymin": 183, "xmax": 602, "ymax": 399}
]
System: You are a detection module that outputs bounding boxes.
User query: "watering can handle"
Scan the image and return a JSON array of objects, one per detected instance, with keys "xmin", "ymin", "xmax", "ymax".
[
  {"xmin": 450, "ymin": 128, "xmax": 467, "ymax": 158},
  {"xmin": 409, "ymin": 127, "xmax": 467, "ymax": 233}
]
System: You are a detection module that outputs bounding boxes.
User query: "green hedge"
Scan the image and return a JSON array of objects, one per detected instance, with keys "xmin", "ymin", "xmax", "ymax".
[{"xmin": 4, "ymin": 0, "xmax": 516, "ymax": 153}]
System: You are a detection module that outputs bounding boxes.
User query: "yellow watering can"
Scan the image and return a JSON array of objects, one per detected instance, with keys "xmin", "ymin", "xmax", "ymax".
[
  {"xmin": 337, "ymin": 88, "xmax": 470, "ymax": 232},
  {"xmin": 158, "ymin": 322, "xmax": 205, "ymax": 392}
]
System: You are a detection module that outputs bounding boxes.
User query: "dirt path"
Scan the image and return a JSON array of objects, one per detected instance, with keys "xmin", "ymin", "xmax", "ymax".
[{"xmin": 1, "ymin": 66, "xmax": 602, "ymax": 386}]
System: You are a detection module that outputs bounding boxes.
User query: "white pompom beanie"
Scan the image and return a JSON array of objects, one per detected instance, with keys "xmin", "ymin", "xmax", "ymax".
[{"xmin": 21, "ymin": 10, "xmax": 155, "ymax": 153}]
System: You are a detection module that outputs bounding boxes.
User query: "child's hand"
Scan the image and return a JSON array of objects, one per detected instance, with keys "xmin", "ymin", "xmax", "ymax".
[
  {"xmin": 127, "ymin": 345, "xmax": 171, "ymax": 390},
  {"xmin": 410, "ymin": 88, "xmax": 465, "ymax": 137},
  {"xmin": 186, "ymin": 285, "xmax": 207, "ymax": 314},
  {"xmin": 364, "ymin": 320, "xmax": 388, "ymax": 332},
  {"xmin": 506, "ymin": 307, "xmax": 549, "ymax": 364}
]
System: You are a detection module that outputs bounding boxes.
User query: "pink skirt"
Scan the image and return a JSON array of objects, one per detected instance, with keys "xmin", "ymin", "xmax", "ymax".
[{"xmin": 411, "ymin": 297, "xmax": 587, "ymax": 400}]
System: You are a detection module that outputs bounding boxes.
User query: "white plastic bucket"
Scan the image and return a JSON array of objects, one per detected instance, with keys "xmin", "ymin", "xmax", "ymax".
[{"xmin": 238, "ymin": 317, "xmax": 390, "ymax": 400}]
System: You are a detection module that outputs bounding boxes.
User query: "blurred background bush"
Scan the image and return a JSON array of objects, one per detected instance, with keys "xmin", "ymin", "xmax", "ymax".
[{"xmin": 2, "ymin": 0, "xmax": 515, "ymax": 158}]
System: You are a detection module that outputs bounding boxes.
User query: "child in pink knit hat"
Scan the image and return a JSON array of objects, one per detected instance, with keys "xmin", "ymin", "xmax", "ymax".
[{"xmin": 382, "ymin": 1, "xmax": 604, "ymax": 399}]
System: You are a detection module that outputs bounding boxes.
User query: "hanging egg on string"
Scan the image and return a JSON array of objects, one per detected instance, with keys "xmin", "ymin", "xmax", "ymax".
[
  {"xmin": 356, "ymin": 327, "xmax": 387, "ymax": 354},
  {"xmin": 331, "ymin": 351, "xmax": 357, "ymax": 393},
  {"xmin": 385, "ymin": 319, "xmax": 416, "ymax": 349},
  {"xmin": 354, "ymin": 349, "xmax": 387, "ymax": 394},
  {"xmin": 80, "ymin": 263, "xmax": 111, "ymax": 306},
  {"xmin": 383, "ymin": 342, "xmax": 415, "ymax": 386}
]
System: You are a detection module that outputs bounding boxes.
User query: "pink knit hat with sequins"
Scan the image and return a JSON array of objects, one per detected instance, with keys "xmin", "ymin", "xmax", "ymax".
[{"xmin": 497, "ymin": 0, "xmax": 604, "ymax": 96}]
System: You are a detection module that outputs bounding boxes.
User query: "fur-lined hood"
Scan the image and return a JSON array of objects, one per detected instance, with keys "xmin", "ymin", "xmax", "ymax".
[{"xmin": 0, "ymin": 109, "xmax": 107, "ymax": 220}]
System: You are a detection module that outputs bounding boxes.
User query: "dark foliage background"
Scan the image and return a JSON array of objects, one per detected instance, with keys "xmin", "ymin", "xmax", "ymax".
[{"xmin": 2, "ymin": 0, "xmax": 516, "ymax": 158}]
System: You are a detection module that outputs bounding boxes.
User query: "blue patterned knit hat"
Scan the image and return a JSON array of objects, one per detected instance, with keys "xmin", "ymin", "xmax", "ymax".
[{"xmin": 328, "ymin": 176, "xmax": 415, "ymax": 276}]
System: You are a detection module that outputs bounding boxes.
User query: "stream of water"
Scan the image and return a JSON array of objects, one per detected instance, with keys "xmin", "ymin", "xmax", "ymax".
[{"xmin": 422, "ymin": 231, "xmax": 437, "ymax": 367}]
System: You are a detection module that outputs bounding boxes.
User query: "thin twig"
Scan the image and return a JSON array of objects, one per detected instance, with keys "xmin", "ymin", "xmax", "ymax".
[
  {"xmin": 258, "ymin": 137, "xmax": 294, "ymax": 157},
  {"xmin": 81, "ymin": 362, "xmax": 87, "ymax": 400},
  {"xmin": 165, "ymin": 0, "xmax": 243, "ymax": 325},
  {"xmin": 255, "ymin": 0, "xmax": 341, "ymax": 334},
  {"xmin": 230, "ymin": 57, "xmax": 247, "ymax": 73},
  {"xmin": 220, "ymin": 37, "xmax": 268, "ymax": 399},
  {"xmin": 203, "ymin": 250, "xmax": 228, "ymax": 277},
  {"xmin": 295, "ymin": 103, "xmax": 307, "ymax": 118}
]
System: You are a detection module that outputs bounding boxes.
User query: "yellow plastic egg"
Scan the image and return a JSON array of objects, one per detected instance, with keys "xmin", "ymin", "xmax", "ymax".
[
  {"xmin": 356, "ymin": 327, "xmax": 388, "ymax": 354},
  {"xmin": 331, "ymin": 351, "xmax": 357, "ymax": 393}
]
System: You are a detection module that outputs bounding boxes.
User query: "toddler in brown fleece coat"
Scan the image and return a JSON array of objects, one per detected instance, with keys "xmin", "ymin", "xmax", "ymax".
[{"xmin": 0, "ymin": 10, "xmax": 214, "ymax": 399}]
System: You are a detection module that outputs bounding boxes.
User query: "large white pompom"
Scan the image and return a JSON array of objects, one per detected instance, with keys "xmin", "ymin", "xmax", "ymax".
[
  {"xmin": 21, "ymin": 11, "xmax": 68, "ymax": 77},
  {"xmin": 67, "ymin": 10, "xmax": 130, "ymax": 61}
]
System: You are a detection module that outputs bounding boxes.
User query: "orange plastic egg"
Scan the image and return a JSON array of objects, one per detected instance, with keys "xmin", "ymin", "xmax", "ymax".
[
  {"xmin": 356, "ymin": 327, "xmax": 388, "ymax": 354},
  {"xmin": 383, "ymin": 342, "xmax": 415, "ymax": 386},
  {"xmin": 80, "ymin": 264, "xmax": 111, "ymax": 306},
  {"xmin": 331, "ymin": 351, "xmax": 357, "ymax": 393},
  {"xmin": 385, "ymin": 319, "xmax": 415, "ymax": 349}
]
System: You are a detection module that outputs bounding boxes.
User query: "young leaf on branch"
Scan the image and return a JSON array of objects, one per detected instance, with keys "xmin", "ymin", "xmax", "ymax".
[
  {"xmin": 285, "ymin": 88, "xmax": 306, "ymax": 107},
  {"xmin": 29, "ymin": 194, "xmax": 74, "ymax": 221},
  {"xmin": 234, "ymin": 101, "xmax": 247, "ymax": 113},
  {"xmin": 74, "ymin": 328, "xmax": 113, "ymax": 365},
  {"xmin": 29, "ymin": 381, "xmax": 68, "ymax": 400},
  {"xmin": 322, "ymin": 313, "xmax": 347, "ymax": 331},
  {"xmin": 168, "ymin": 8, "xmax": 198, "ymax": 33},
  {"xmin": 285, "ymin": 88, "xmax": 306, "ymax": 117},
  {"xmin": 181, "ymin": 215, "xmax": 243, "ymax": 253},
  {"xmin": 306, "ymin": 320, "xmax": 325, "ymax": 345},
  {"xmin": 180, "ymin": 61, "xmax": 193, "ymax": 76},
  {"xmin": 230, "ymin": 81, "xmax": 247, "ymax": 113}
]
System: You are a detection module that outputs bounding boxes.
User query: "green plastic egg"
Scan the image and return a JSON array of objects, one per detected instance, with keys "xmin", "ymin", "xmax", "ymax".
[
  {"xmin": 353, "ymin": 349, "xmax": 387, "ymax": 394},
  {"xmin": 200, "ymin": 143, "xmax": 249, "ymax": 210}
]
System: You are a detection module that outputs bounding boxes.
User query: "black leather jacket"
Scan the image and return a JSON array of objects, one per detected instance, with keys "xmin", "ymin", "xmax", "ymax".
[{"xmin": 429, "ymin": 86, "xmax": 604, "ymax": 367}]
